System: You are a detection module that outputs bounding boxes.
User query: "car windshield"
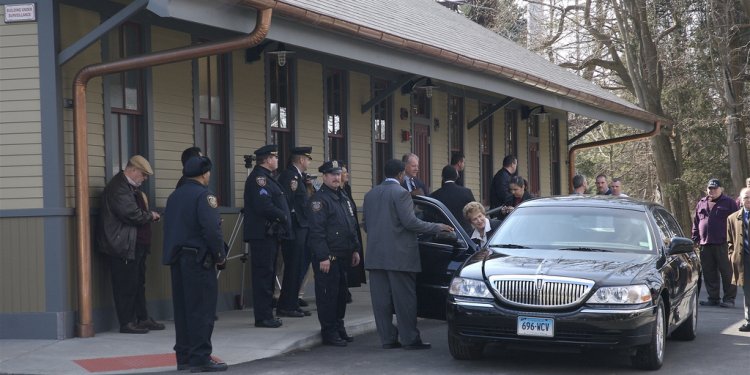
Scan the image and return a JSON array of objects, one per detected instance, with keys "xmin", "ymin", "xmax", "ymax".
[{"xmin": 488, "ymin": 206, "xmax": 656, "ymax": 253}]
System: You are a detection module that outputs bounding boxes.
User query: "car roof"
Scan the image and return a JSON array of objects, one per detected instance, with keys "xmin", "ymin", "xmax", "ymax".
[{"xmin": 519, "ymin": 195, "xmax": 654, "ymax": 212}]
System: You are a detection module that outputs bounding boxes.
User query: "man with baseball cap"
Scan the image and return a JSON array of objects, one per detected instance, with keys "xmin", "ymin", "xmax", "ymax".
[
  {"xmin": 96, "ymin": 155, "xmax": 164, "ymax": 334},
  {"xmin": 692, "ymin": 178, "xmax": 738, "ymax": 307}
]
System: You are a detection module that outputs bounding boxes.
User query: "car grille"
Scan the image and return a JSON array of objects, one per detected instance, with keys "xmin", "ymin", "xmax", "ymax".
[{"xmin": 488, "ymin": 275, "xmax": 595, "ymax": 309}]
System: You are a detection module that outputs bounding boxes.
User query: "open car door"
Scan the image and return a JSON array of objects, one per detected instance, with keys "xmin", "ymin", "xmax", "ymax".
[{"xmin": 413, "ymin": 196, "xmax": 478, "ymax": 320}]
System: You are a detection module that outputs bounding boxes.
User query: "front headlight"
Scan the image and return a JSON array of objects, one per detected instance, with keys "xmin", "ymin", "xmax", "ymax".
[
  {"xmin": 586, "ymin": 284, "xmax": 652, "ymax": 304},
  {"xmin": 449, "ymin": 277, "xmax": 493, "ymax": 298}
]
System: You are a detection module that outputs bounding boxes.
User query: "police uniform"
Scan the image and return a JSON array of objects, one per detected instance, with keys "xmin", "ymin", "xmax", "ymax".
[
  {"xmin": 243, "ymin": 144, "xmax": 292, "ymax": 328},
  {"xmin": 307, "ymin": 160, "xmax": 361, "ymax": 346},
  {"xmin": 276, "ymin": 147, "xmax": 313, "ymax": 316},
  {"xmin": 162, "ymin": 156, "xmax": 227, "ymax": 372}
]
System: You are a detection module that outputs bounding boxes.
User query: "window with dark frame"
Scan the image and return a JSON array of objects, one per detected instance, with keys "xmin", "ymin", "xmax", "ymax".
[
  {"xmin": 479, "ymin": 102, "xmax": 493, "ymax": 205},
  {"xmin": 504, "ymin": 109, "xmax": 518, "ymax": 158},
  {"xmin": 107, "ymin": 22, "xmax": 145, "ymax": 174},
  {"xmin": 550, "ymin": 119, "xmax": 561, "ymax": 195},
  {"xmin": 412, "ymin": 89, "xmax": 431, "ymax": 119},
  {"xmin": 448, "ymin": 95, "xmax": 464, "ymax": 155},
  {"xmin": 197, "ymin": 53, "xmax": 229, "ymax": 204},
  {"xmin": 372, "ymin": 78, "xmax": 392, "ymax": 184},
  {"xmin": 528, "ymin": 116, "xmax": 540, "ymax": 196},
  {"xmin": 268, "ymin": 55, "xmax": 295, "ymax": 167},
  {"xmin": 325, "ymin": 68, "xmax": 347, "ymax": 164}
]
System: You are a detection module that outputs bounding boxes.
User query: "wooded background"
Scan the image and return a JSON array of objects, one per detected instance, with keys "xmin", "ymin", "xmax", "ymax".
[{"xmin": 453, "ymin": 0, "xmax": 749, "ymax": 231}]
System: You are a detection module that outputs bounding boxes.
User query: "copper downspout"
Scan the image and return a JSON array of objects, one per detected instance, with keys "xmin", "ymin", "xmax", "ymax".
[
  {"xmin": 73, "ymin": 2, "xmax": 274, "ymax": 338},
  {"xmin": 567, "ymin": 121, "xmax": 661, "ymax": 193}
]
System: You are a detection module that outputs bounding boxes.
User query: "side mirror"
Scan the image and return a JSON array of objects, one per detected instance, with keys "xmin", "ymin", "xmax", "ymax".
[
  {"xmin": 434, "ymin": 230, "xmax": 459, "ymax": 246},
  {"xmin": 667, "ymin": 237, "xmax": 694, "ymax": 255}
]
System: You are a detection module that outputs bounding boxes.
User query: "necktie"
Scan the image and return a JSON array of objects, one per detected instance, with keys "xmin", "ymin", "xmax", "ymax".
[
  {"xmin": 408, "ymin": 178, "xmax": 415, "ymax": 192},
  {"xmin": 743, "ymin": 211, "xmax": 749, "ymax": 255}
]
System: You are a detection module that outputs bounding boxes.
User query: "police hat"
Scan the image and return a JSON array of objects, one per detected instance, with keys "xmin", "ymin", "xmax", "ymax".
[
  {"xmin": 707, "ymin": 178, "xmax": 721, "ymax": 188},
  {"xmin": 291, "ymin": 146, "xmax": 312, "ymax": 159},
  {"xmin": 254, "ymin": 144, "xmax": 278, "ymax": 157},
  {"xmin": 128, "ymin": 155, "xmax": 153, "ymax": 175},
  {"xmin": 318, "ymin": 160, "xmax": 342, "ymax": 174},
  {"xmin": 183, "ymin": 156, "xmax": 212, "ymax": 177}
]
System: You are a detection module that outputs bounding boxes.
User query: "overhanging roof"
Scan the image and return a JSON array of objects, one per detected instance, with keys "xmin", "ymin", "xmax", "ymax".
[{"xmin": 147, "ymin": 0, "xmax": 669, "ymax": 131}]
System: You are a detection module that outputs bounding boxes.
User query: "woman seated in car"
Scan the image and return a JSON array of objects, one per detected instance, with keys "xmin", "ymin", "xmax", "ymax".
[
  {"xmin": 500, "ymin": 176, "xmax": 534, "ymax": 219},
  {"xmin": 463, "ymin": 202, "xmax": 501, "ymax": 248}
]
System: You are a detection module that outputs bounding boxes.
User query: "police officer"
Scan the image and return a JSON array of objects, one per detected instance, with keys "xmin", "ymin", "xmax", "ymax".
[
  {"xmin": 276, "ymin": 146, "xmax": 313, "ymax": 317},
  {"xmin": 243, "ymin": 144, "xmax": 292, "ymax": 328},
  {"xmin": 162, "ymin": 156, "xmax": 227, "ymax": 372},
  {"xmin": 307, "ymin": 160, "xmax": 361, "ymax": 346}
]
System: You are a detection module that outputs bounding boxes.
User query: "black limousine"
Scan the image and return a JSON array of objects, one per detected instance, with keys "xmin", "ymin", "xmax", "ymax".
[{"xmin": 413, "ymin": 195, "xmax": 701, "ymax": 370}]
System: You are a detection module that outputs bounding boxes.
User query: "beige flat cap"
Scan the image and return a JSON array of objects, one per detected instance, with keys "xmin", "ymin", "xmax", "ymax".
[{"xmin": 128, "ymin": 155, "xmax": 154, "ymax": 175}]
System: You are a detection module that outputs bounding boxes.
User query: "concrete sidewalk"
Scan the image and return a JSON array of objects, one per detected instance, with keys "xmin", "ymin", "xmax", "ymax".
[{"xmin": 0, "ymin": 287, "xmax": 376, "ymax": 375}]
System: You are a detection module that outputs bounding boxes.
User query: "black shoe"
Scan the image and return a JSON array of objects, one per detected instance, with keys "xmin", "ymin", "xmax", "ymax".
[
  {"xmin": 739, "ymin": 323, "xmax": 750, "ymax": 332},
  {"xmin": 190, "ymin": 359, "xmax": 227, "ymax": 373},
  {"xmin": 298, "ymin": 298, "xmax": 309, "ymax": 307},
  {"xmin": 699, "ymin": 300, "xmax": 720, "ymax": 306},
  {"xmin": 403, "ymin": 341, "xmax": 431, "ymax": 350},
  {"xmin": 346, "ymin": 290, "xmax": 353, "ymax": 304},
  {"xmin": 382, "ymin": 342, "xmax": 402, "ymax": 349},
  {"xmin": 119, "ymin": 322, "xmax": 149, "ymax": 334},
  {"xmin": 720, "ymin": 300, "xmax": 735, "ymax": 308},
  {"xmin": 339, "ymin": 330, "xmax": 354, "ymax": 342},
  {"xmin": 136, "ymin": 317, "xmax": 165, "ymax": 331},
  {"xmin": 255, "ymin": 318, "xmax": 282, "ymax": 328},
  {"xmin": 277, "ymin": 309, "xmax": 305, "ymax": 318},
  {"xmin": 296, "ymin": 308, "xmax": 312, "ymax": 316},
  {"xmin": 322, "ymin": 336, "xmax": 348, "ymax": 347},
  {"xmin": 177, "ymin": 363, "xmax": 190, "ymax": 371}
]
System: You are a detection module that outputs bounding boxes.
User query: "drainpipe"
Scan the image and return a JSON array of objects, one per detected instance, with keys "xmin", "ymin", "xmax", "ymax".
[
  {"xmin": 567, "ymin": 121, "xmax": 661, "ymax": 193},
  {"xmin": 73, "ymin": 2, "xmax": 274, "ymax": 338}
]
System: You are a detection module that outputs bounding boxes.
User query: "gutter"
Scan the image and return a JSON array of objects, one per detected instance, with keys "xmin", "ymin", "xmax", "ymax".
[
  {"xmin": 72, "ymin": 0, "xmax": 275, "ymax": 338},
  {"xmin": 567, "ymin": 121, "xmax": 662, "ymax": 192}
]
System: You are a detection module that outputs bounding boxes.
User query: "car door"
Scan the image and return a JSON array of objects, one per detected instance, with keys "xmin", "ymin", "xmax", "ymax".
[
  {"xmin": 413, "ymin": 196, "xmax": 477, "ymax": 320},
  {"xmin": 658, "ymin": 208, "xmax": 700, "ymax": 322},
  {"xmin": 651, "ymin": 208, "xmax": 691, "ymax": 326}
]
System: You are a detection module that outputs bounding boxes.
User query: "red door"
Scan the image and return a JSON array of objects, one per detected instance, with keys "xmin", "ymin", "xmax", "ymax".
[{"xmin": 414, "ymin": 123, "xmax": 430, "ymax": 191}]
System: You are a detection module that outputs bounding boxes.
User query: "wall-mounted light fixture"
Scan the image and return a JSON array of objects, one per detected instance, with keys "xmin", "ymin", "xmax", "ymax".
[
  {"xmin": 433, "ymin": 118, "xmax": 440, "ymax": 131},
  {"xmin": 266, "ymin": 42, "xmax": 295, "ymax": 67},
  {"xmin": 401, "ymin": 77, "xmax": 439, "ymax": 98},
  {"xmin": 521, "ymin": 105, "xmax": 548, "ymax": 120}
]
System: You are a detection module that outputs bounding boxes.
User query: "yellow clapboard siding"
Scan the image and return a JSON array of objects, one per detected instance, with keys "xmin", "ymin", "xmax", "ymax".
[{"xmin": 0, "ymin": 56, "xmax": 39, "ymax": 69}]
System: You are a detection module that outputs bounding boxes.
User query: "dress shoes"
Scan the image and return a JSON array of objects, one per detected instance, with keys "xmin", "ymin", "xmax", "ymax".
[
  {"xmin": 699, "ymin": 300, "xmax": 720, "ymax": 306},
  {"xmin": 136, "ymin": 317, "xmax": 165, "ymax": 330},
  {"xmin": 719, "ymin": 300, "xmax": 735, "ymax": 308},
  {"xmin": 254, "ymin": 318, "xmax": 282, "ymax": 328},
  {"xmin": 277, "ymin": 309, "xmax": 305, "ymax": 318},
  {"xmin": 381, "ymin": 342, "xmax": 402, "ymax": 349},
  {"xmin": 739, "ymin": 323, "xmax": 750, "ymax": 332},
  {"xmin": 339, "ymin": 330, "xmax": 354, "ymax": 342},
  {"xmin": 190, "ymin": 359, "xmax": 228, "ymax": 373},
  {"xmin": 177, "ymin": 363, "xmax": 190, "ymax": 371},
  {"xmin": 297, "ymin": 308, "xmax": 312, "ymax": 316},
  {"xmin": 322, "ymin": 336, "xmax": 348, "ymax": 347},
  {"xmin": 402, "ymin": 341, "xmax": 431, "ymax": 350},
  {"xmin": 119, "ymin": 322, "xmax": 148, "ymax": 334},
  {"xmin": 298, "ymin": 298, "xmax": 309, "ymax": 307}
]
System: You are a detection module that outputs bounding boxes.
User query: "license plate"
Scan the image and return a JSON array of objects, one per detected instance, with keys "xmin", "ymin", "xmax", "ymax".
[{"xmin": 517, "ymin": 316, "xmax": 554, "ymax": 337}]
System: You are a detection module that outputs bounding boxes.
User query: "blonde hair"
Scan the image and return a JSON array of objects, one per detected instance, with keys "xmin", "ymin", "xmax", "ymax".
[{"xmin": 463, "ymin": 201, "xmax": 485, "ymax": 219}]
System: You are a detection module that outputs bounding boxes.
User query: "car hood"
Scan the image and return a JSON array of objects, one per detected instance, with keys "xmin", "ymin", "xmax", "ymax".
[{"xmin": 481, "ymin": 248, "xmax": 656, "ymax": 285}]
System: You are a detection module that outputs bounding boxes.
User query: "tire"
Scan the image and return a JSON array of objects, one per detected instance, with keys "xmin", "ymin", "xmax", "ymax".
[
  {"xmin": 448, "ymin": 333, "xmax": 484, "ymax": 360},
  {"xmin": 671, "ymin": 290, "xmax": 698, "ymax": 341},
  {"xmin": 632, "ymin": 300, "xmax": 666, "ymax": 370}
]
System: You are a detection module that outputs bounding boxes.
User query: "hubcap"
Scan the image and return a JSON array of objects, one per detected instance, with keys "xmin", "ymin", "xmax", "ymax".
[{"xmin": 656, "ymin": 304, "xmax": 665, "ymax": 361}]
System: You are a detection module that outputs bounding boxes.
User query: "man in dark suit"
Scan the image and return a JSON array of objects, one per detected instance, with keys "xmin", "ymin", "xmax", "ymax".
[
  {"xmin": 490, "ymin": 154, "xmax": 517, "ymax": 209},
  {"xmin": 363, "ymin": 159, "xmax": 453, "ymax": 350},
  {"xmin": 450, "ymin": 152, "xmax": 465, "ymax": 186},
  {"xmin": 430, "ymin": 165, "xmax": 475, "ymax": 228},
  {"xmin": 401, "ymin": 153, "xmax": 428, "ymax": 196}
]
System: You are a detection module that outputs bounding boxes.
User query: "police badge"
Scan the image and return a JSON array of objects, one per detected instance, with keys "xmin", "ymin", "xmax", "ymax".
[
  {"xmin": 207, "ymin": 195, "xmax": 218, "ymax": 208},
  {"xmin": 346, "ymin": 199, "xmax": 354, "ymax": 216},
  {"xmin": 311, "ymin": 200, "xmax": 323, "ymax": 212},
  {"xmin": 256, "ymin": 176, "xmax": 266, "ymax": 187},
  {"xmin": 290, "ymin": 179, "xmax": 298, "ymax": 192}
]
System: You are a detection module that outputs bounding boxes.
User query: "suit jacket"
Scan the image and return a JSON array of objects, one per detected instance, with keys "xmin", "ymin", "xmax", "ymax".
[
  {"xmin": 429, "ymin": 182, "xmax": 475, "ymax": 224},
  {"xmin": 490, "ymin": 168, "xmax": 513, "ymax": 209},
  {"xmin": 363, "ymin": 180, "xmax": 442, "ymax": 272},
  {"xmin": 401, "ymin": 175, "xmax": 429, "ymax": 195},
  {"xmin": 727, "ymin": 208, "xmax": 748, "ymax": 286}
]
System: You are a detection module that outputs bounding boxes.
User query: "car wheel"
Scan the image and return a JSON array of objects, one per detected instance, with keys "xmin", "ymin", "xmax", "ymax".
[
  {"xmin": 632, "ymin": 300, "xmax": 666, "ymax": 370},
  {"xmin": 448, "ymin": 333, "xmax": 484, "ymax": 360},
  {"xmin": 671, "ymin": 290, "xmax": 698, "ymax": 341}
]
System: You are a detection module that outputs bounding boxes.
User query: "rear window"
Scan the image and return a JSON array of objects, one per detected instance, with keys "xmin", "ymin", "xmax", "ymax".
[{"xmin": 489, "ymin": 206, "xmax": 655, "ymax": 253}]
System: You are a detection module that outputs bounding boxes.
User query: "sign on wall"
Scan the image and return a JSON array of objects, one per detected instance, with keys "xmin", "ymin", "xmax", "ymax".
[{"xmin": 4, "ymin": 4, "xmax": 36, "ymax": 23}]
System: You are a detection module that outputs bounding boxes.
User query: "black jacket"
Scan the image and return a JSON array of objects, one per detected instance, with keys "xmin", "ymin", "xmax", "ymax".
[
  {"xmin": 490, "ymin": 168, "xmax": 513, "ymax": 209},
  {"xmin": 243, "ymin": 166, "xmax": 292, "ymax": 241},
  {"xmin": 343, "ymin": 184, "xmax": 367, "ymax": 286},
  {"xmin": 401, "ymin": 176, "xmax": 429, "ymax": 195},
  {"xmin": 96, "ymin": 171, "xmax": 154, "ymax": 260},
  {"xmin": 307, "ymin": 184, "xmax": 361, "ymax": 262},
  {"xmin": 429, "ymin": 182, "xmax": 476, "ymax": 225},
  {"xmin": 277, "ymin": 165, "xmax": 310, "ymax": 228}
]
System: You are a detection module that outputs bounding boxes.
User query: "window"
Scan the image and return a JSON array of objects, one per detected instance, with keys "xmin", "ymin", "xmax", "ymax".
[
  {"xmin": 504, "ymin": 109, "xmax": 518, "ymax": 158},
  {"xmin": 448, "ymin": 95, "xmax": 464, "ymax": 154},
  {"xmin": 372, "ymin": 78, "xmax": 392, "ymax": 183},
  {"xmin": 325, "ymin": 68, "xmax": 347, "ymax": 163},
  {"xmin": 412, "ymin": 89, "xmax": 431, "ymax": 119},
  {"xmin": 528, "ymin": 116, "xmax": 540, "ymax": 196},
  {"xmin": 107, "ymin": 23, "xmax": 145, "ymax": 173},
  {"xmin": 268, "ymin": 55, "xmax": 295, "ymax": 166},
  {"xmin": 550, "ymin": 119, "xmax": 561, "ymax": 195},
  {"xmin": 197, "ymin": 53, "xmax": 229, "ymax": 203},
  {"xmin": 479, "ymin": 102, "xmax": 493, "ymax": 205}
]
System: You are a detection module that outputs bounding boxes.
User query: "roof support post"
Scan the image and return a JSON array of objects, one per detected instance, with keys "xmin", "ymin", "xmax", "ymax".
[
  {"xmin": 567, "ymin": 120, "xmax": 604, "ymax": 145},
  {"xmin": 466, "ymin": 96, "xmax": 515, "ymax": 130}
]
